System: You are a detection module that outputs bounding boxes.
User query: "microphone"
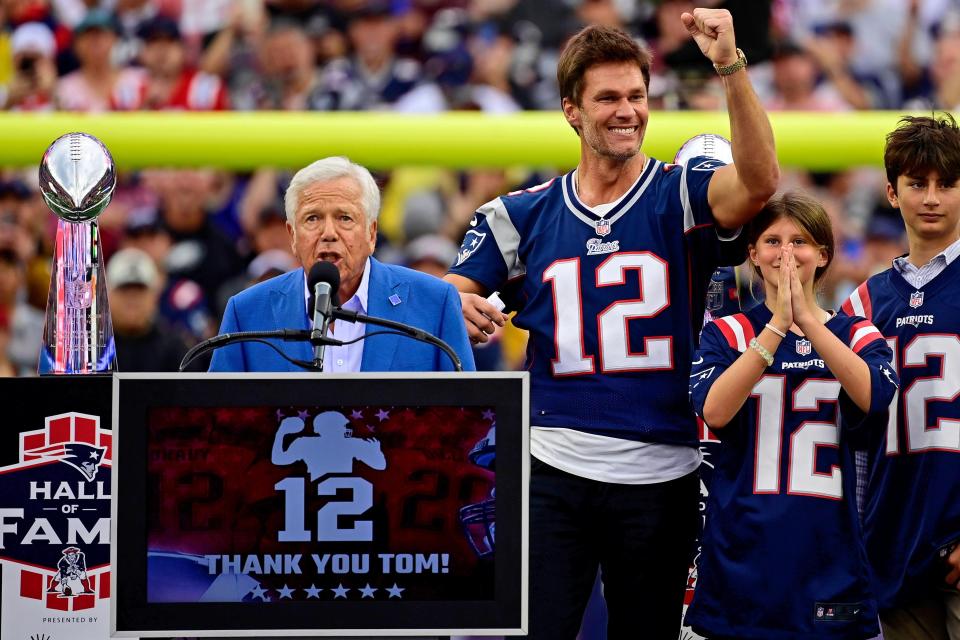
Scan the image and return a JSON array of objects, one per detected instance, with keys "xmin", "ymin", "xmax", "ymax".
[{"xmin": 307, "ymin": 261, "xmax": 340, "ymax": 370}]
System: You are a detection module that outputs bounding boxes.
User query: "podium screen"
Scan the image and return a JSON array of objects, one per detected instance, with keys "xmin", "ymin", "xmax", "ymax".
[{"xmin": 112, "ymin": 373, "xmax": 527, "ymax": 637}]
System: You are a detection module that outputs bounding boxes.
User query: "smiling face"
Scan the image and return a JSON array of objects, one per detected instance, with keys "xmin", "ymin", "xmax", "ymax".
[
  {"xmin": 287, "ymin": 177, "xmax": 377, "ymax": 302},
  {"xmin": 563, "ymin": 61, "xmax": 648, "ymax": 162},
  {"xmin": 888, "ymin": 170, "xmax": 960, "ymax": 246},
  {"xmin": 749, "ymin": 216, "xmax": 828, "ymax": 292}
]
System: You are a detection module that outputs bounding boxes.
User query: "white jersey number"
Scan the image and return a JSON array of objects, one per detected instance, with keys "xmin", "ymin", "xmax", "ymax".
[
  {"xmin": 752, "ymin": 376, "xmax": 844, "ymax": 499},
  {"xmin": 543, "ymin": 253, "xmax": 670, "ymax": 376},
  {"xmin": 886, "ymin": 334, "xmax": 960, "ymax": 454}
]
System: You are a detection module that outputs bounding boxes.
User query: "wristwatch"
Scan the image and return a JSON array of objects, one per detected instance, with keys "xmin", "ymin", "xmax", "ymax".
[{"xmin": 714, "ymin": 48, "xmax": 747, "ymax": 76}]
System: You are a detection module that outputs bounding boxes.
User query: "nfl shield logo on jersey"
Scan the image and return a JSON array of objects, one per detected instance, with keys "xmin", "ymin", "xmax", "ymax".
[
  {"xmin": 909, "ymin": 290, "xmax": 924, "ymax": 308},
  {"xmin": 796, "ymin": 339, "xmax": 812, "ymax": 356},
  {"xmin": 594, "ymin": 219, "xmax": 611, "ymax": 237}
]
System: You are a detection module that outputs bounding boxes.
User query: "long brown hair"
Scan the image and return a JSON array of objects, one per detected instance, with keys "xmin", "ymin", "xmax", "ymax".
[{"xmin": 746, "ymin": 191, "xmax": 835, "ymax": 285}]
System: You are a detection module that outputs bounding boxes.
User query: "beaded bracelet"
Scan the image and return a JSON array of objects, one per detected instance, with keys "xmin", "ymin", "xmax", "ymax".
[{"xmin": 749, "ymin": 337, "xmax": 774, "ymax": 367}]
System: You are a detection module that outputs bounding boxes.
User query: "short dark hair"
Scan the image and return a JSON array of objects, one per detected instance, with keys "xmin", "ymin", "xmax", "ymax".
[
  {"xmin": 746, "ymin": 190, "xmax": 835, "ymax": 285},
  {"xmin": 884, "ymin": 113, "xmax": 960, "ymax": 192},
  {"xmin": 556, "ymin": 25, "xmax": 651, "ymax": 108}
]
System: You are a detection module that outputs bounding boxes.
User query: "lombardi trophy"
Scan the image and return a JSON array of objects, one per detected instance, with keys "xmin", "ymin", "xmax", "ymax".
[{"xmin": 38, "ymin": 132, "xmax": 117, "ymax": 374}]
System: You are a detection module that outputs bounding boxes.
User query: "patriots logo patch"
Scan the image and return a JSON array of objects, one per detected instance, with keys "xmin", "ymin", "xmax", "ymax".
[
  {"xmin": 456, "ymin": 230, "xmax": 487, "ymax": 266},
  {"xmin": 26, "ymin": 441, "xmax": 107, "ymax": 481},
  {"xmin": 690, "ymin": 159, "xmax": 725, "ymax": 172}
]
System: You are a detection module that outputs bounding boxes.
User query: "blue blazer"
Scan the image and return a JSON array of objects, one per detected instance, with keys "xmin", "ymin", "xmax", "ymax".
[{"xmin": 209, "ymin": 258, "xmax": 475, "ymax": 372}]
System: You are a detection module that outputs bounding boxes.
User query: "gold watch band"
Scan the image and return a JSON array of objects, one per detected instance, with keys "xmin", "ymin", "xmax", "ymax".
[{"xmin": 714, "ymin": 48, "xmax": 747, "ymax": 76}]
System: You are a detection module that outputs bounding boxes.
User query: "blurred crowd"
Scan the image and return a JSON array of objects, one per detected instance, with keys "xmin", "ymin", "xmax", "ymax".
[{"xmin": 0, "ymin": 0, "xmax": 956, "ymax": 374}]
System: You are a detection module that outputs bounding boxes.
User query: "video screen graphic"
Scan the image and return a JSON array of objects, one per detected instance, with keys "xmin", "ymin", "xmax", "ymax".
[{"xmin": 146, "ymin": 404, "xmax": 496, "ymax": 604}]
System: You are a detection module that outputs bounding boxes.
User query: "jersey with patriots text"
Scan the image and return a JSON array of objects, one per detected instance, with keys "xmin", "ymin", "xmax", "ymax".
[
  {"xmin": 685, "ymin": 304, "xmax": 896, "ymax": 639},
  {"xmin": 448, "ymin": 157, "xmax": 743, "ymax": 446},
  {"xmin": 842, "ymin": 259, "xmax": 960, "ymax": 609}
]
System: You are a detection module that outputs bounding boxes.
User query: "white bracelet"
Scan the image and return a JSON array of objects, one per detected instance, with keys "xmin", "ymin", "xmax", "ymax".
[
  {"xmin": 749, "ymin": 337, "xmax": 774, "ymax": 367},
  {"xmin": 765, "ymin": 323, "xmax": 787, "ymax": 338}
]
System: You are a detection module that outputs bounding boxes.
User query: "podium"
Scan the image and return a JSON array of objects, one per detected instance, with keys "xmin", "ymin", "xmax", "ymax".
[{"xmin": 110, "ymin": 372, "xmax": 528, "ymax": 637}]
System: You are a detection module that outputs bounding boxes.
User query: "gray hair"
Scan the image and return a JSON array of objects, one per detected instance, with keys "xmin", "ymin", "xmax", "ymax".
[{"xmin": 284, "ymin": 156, "xmax": 380, "ymax": 229}]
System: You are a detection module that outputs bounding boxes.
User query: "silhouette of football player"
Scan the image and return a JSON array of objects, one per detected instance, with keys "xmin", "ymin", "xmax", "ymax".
[{"xmin": 271, "ymin": 411, "xmax": 386, "ymax": 480}]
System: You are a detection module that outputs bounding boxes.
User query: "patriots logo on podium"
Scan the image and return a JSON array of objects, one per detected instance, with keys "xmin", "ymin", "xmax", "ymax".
[
  {"xmin": 909, "ymin": 291, "xmax": 924, "ymax": 308},
  {"xmin": 796, "ymin": 339, "xmax": 812, "ymax": 356},
  {"xmin": 25, "ymin": 441, "xmax": 107, "ymax": 481}
]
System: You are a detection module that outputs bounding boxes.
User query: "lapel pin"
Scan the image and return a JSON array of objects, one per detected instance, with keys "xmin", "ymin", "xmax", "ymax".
[{"xmin": 388, "ymin": 294, "xmax": 402, "ymax": 306}]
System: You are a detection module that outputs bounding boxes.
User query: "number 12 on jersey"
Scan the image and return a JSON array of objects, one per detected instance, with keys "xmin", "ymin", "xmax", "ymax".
[{"xmin": 543, "ymin": 252, "xmax": 672, "ymax": 375}]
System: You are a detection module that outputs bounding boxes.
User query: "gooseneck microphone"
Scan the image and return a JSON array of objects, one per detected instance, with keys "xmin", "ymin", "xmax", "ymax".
[{"xmin": 307, "ymin": 261, "xmax": 340, "ymax": 370}]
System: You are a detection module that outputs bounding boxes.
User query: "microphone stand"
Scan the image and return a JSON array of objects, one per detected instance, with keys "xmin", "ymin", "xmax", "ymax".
[
  {"xmin": 179, "ymin": 309, "xmax": 463, "ymax": 373},
  {"xmin": 179, "ymin": 330, "xmax": 342, "ymax": 372},
  {"xmin": 331, "ymin": 308, "xmax": 463, "ymax": 372}
]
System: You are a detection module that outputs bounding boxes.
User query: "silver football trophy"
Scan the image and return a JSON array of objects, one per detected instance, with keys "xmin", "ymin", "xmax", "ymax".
[{"xmin": 38, "ymin": 132, "xmax": 117, "ymax": 374}]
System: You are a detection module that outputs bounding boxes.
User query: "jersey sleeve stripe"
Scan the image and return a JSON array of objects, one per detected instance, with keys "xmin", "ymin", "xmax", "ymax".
[
  {"xmin": 482, "ymin": 197, "xmax": 526, "ymax": 280},
  {"xmin": 849, "ymin": 322, "xmax": 884, "ymax": 353},
  {"xmin": 844, "ymin": 283, "xmax": 872, "ymax": 319},
  {"xmin": 680, "ymin": 162, "xmax": 695, "ymax": 232},
  {"xmin": 716, "ymin": 314, "xmax": 752, "ymax": 352}
]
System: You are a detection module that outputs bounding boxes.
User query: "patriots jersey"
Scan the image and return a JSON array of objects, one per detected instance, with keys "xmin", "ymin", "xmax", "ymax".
[
  {"xmin": 842, "ymin": 259, "xmax": 960, "ymax": 609},
  {"xmin": 448, "ymin": 157, "xmax": 744, "ymax": 446},
  {"xmin": 685, "ymin": 304, "xmax": 897, "ymax": 639}
]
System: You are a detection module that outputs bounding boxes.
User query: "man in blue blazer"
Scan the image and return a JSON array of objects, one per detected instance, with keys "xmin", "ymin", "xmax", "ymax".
[{"xmin": 209, "ymin": 157, "xmax": 475, "ymax": 373}]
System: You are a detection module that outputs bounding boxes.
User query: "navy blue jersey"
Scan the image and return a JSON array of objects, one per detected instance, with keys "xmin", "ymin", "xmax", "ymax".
[
  {"xmin": 842, "ymin": 259, "xmax": 960, "ymax": 609},
  {"xmin": 685, "ymin": 304, "xmax": 897, "ymax": 639},
  {"xmin": 448, "ymin": 157, "xmax": 745, "ymax": 446}
]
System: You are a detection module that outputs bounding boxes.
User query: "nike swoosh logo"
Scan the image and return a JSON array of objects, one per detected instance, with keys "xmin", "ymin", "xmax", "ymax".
[
  {"xmin": 469, "ymin": 216, "xmax": 478, "ymax": 227},
  {"xmin": 692, "ymin": 355, "xmax": 704, "ymax": 365}
]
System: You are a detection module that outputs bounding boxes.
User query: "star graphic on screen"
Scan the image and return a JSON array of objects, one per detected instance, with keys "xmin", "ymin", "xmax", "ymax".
[
  {"xmin": 304, "ymin": 584, "xmax": 322, "ymax": 598},
  {"xmin": 275, "ymin": 409, "xmax": 286, "ymax": 420},
  {"xmin": 386, "ymin": 583, "xmax": 405, "ymax": 599},
  {"xmin": 359, "ymin": 584, "xmax": 378, "ymax": 598},
  {"xmin": 351, "ymin": 410, "xmax": 363, "ymax": 419},
  {"xmin": 250, "ymin": 584, "xmax": 270, "ymax": 601},
  {"xmin": 277, "ymin": 584, "xmax": 294, "ymax": 599},
  {"xmin": 366, "ymin": 424, "xmax": 376, "ymax": 433},
  {"xmin": 376, "ymin": 409, "xmax": 390, "ymax": 421},
  {"xmin": 298, "ymin": 409, "xmax": 310, "ymax": 420},
  {"xmin": 482, "ymin": 409, "xmax": 495, "ymax": 421},
  {"xmin": 332, "ymin": 583, "xmax": 350, "ymax": 599}
]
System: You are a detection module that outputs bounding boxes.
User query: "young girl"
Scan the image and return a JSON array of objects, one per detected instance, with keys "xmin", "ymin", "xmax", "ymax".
[{"xmin": 684, "ymin": 191, "xmax": 898, "ymax": 640}]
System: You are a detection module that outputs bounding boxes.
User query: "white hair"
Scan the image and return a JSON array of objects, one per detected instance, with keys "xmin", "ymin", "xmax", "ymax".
[{"xmin": 284, "ymin": 156, "xmax": 380, "ymax": 229}]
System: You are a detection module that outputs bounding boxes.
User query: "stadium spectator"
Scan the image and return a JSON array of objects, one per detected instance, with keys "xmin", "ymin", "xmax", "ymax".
[
  {"xmin": 902, "ymin": 23, "xmax": 960, "ymax": 112},
  {"xmin": 0, "ymin": 304, "xmax": 18, "ymax": 376},
  {"xmin": 56, "ymin": 9, "xmax": 146, "ymax": 112},
  {"xmin": 147, "ymin": 169, "xmax": 245, "ymax": 307},
  {"xmin": 3, "ymin": 22, "xmax": 58, "ymax": 111},
  {"xmin": 802, "ymin": 20, "xmax": 889, "ymax": 109},
  {"xmin": 312, "ymin": 1, "xmax": 421, "ymax": 111},
  {"xmin": 107, "ymin": 247, "xmax": 194, "ymax": 371},
  {"xmin": 253, "ymin": 21, "xmax": 322, "ymax": 110},
  {"xmin": 137, "ymin": 14, "xmax": 229, "ymax": 110},
  {"xmin": 764, "ymin": 39, "xmax": 852, "ymax": 111},
  {"xmin": 446, "ymin": 12, "xmax": 779, "ymax": 639},
  {"xmin": 0, "ymin": 247, "xmax": 43, "ymax": 375}
]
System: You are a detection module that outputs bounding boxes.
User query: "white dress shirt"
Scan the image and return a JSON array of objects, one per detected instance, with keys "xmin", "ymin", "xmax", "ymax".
[
  {"xmin": 892, "ymin": 236, "xmax": 960, "ymax": 288},
  {"xmin": 302, "ymin": 258, "xmax": 370, "ymax": 373}
]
